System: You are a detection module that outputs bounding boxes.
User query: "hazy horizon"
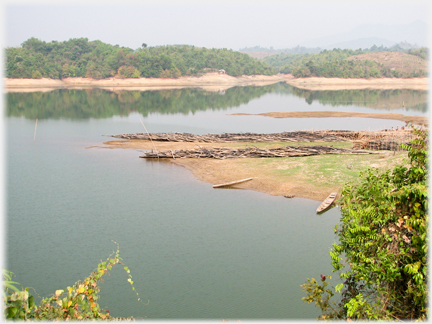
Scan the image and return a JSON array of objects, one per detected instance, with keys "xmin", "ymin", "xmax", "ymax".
[{"xmin": 2, "ymin": 1, "xmax": 430, "ymax": 51}]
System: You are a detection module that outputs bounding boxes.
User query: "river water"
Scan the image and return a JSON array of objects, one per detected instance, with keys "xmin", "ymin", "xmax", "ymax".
[{"xmin": 5, "ymin": 83, "xmax": 427, "ymax": 319}]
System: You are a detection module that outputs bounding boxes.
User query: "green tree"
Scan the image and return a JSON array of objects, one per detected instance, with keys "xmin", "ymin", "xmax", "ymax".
[
  {"xmin": 31, "ymin": 70, "xmax": 43, "ymax": 79},
  {"xmin": 302, "ymin": 125, "xmax": 428, "ymax": 320}
]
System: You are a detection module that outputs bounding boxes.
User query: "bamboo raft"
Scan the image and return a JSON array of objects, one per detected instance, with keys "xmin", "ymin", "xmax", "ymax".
[
  {"xmin": 108, "ymin": 130, "xmax": 416, "ymax": 151},
  {"xmin": 139, "ymin": 145, "xmax": 375, "ymax": 159}
]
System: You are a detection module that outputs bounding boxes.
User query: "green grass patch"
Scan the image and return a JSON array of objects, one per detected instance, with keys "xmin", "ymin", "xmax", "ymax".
[{"xmin": 235, "ymin": 150, "xmax": 408, "ymax": 189}]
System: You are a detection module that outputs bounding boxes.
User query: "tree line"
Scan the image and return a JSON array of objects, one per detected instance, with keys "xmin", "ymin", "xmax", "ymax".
[
  {"xmin": 263, "ymin": 47, "xmax": 428, "ymax": 78},
  {"xmin": 5, "ymin": 37, "xmax": 276, "ymax": 79}
]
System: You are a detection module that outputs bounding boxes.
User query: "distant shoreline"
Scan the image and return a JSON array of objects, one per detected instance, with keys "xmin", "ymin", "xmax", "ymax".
[{"xmin": 4, "ymin": 73, "xmax": 428, "ymax": 92}]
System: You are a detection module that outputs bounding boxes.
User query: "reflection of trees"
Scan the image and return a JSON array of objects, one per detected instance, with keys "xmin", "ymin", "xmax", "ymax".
[
  {"xmin": 287, "ymin": 87, "xmax": 428, "ymax": 112},
  {"xmin": 6, "ymin": 84, "xmax": 427, "ymax": 120},
  {"xmin": 6, "ymin": 85, "xmax": 279, "ymax": 120}
]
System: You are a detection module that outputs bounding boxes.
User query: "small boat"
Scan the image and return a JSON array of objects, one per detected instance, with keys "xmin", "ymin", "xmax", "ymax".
[
  {"xmin": 213, "ymin": 177, "xmax": 253, "ymax": 188},
  {"xmin": 316, "ymin": 192, "xmax": 337, "ymax": 213}
]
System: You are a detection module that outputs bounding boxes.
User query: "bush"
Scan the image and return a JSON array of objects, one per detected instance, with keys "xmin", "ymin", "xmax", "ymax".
[{"xmin": 302, "ymin": 125, "xmax": 428, "ymax": 320}]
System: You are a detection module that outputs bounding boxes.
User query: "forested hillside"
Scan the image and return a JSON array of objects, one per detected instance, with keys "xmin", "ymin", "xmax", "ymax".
[
  {"xmin": 263, "ymin": 47, "xmax": 428, "ymax": 78},
  {"xmin": 5, "ymin": 37, "xmax": 276, "ymax": 79}
]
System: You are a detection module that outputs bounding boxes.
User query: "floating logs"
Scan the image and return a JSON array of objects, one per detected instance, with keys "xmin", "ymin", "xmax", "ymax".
[{"xmin": 139, "ymin": 145, "xmax": 375, "ymax": 160}]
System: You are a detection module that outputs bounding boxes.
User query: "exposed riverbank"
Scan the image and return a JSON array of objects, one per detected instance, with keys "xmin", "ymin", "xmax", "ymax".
[
  {"xmin": 4, "ymin": 73, "xmax": 285, "ymax": 92},
  {"xmin": 98, "ymin": 130, "xmax": 414, "ymax": 201},
  {"xmin": 4, "ymin": 73, "xmax": 428, "ymax": 92},
  {"xmin": 284, "ymin": 75, "xmax": 428, "ymax": 90},
  {"xmin": 232, "ymin": 111, "xmax": 428, "ymax": 126}
]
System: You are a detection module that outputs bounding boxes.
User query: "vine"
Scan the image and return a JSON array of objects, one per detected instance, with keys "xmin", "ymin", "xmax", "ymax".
[{"xmin": 3, "ymin": 241, "xmax": 143, "ymax": 320}]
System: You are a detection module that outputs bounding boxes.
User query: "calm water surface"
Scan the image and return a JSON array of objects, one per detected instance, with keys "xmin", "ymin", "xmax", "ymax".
[{"xmin": 5, "ymin": 85, "xmax": 427, "ymax": 319}]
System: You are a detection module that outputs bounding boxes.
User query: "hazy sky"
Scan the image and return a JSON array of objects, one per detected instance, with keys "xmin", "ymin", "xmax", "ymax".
[{"xmin": 2, "ymin": 0, "xmax": 431, "ymax": 50}]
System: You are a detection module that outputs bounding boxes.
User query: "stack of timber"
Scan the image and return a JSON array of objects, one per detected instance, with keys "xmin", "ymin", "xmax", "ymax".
[
  {"xmin": 139, "ymin": 145, "xmax": 374, "ymax": 159},
  {"xmin": 109, "ymin": 129, "xmax": 416, "ymax": 145},
  {"xmin": 353, "ymin": 140, "xmax": 410, "ymax": 151},
  {"xmin": 110, "ymin": 131, "xmax": 347, "ymax": 143}
]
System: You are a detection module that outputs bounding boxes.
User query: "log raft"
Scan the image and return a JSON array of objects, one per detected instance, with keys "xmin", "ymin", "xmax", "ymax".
[
  {"xmin": 139, "ymin": 145, "xmax": 376, "ymax": 159},
  {"xmin": 108, "ymin": 130, "xmax": 416, "ymax": 150}
]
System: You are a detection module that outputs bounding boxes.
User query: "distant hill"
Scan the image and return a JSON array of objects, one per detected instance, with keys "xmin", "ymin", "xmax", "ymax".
[
  {"xmin": 263, "ymin": 48, "xmax": 428, "ymax": 78},
  {"xmin": 239, "ymin": 51, "xmax": 279, "ymax": 60},
  {"xmin": 346, "ymin": 52, "xmax": 427, "ymax": 76},
  {"xmin": 240, "ymin": 45, "xmax": 322, "ymax": 54},
  {"xmin": 301, "ymin": 20, "xmax": 427, "ymax": 49},
  {"xmin": 325, "ymin": 37, "xmax": 396, "ymax": 50}
]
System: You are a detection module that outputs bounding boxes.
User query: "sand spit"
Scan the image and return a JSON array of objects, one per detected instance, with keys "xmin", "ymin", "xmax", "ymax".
[
  {"xmin": 232, "ymin": 111, "xmax": 428, "ymax": 126},
  {"xmin": 98, "ymin": 129, "xmax": 415, "ymax": 201}
]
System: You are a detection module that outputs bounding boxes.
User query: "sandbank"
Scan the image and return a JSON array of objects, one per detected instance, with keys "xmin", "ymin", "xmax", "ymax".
[
  {"xmin": 232, "ymin": 111, "xmax": 428, "ymax": 126},
  {"xmin": 4, "ymin": 73, "xmax": 286, "ymax": 92},
  {"xmin": 284, "ymin": 75, "xmax": 428, "ymax": 90},
  {"xmin": 97, "ymin": 137, "xmax": 409, "ymax": 201}
]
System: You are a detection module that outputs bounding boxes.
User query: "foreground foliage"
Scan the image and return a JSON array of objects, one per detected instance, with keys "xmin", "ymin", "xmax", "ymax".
[
  {"xmin": 302, "ymin": 125, "xmax": 428, "ymax": 320},
  {"xmin": 3, "ymin": 243, "xmax": 139, "ymax": 320}
]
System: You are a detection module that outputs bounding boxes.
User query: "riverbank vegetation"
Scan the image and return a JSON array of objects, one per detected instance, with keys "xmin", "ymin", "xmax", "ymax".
[
  {"xmin": 3, "ymin": 244, "xmax": 139, "ymax": 320},
  {"xmin": 302, "ymin": 126, "xmax": 428, "ymax": 320},
  {"xmin": 5, "ymin": 37, "xmax": 276, "ymax": 79}
]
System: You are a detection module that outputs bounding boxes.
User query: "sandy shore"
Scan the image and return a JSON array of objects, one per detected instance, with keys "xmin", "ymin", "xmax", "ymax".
[
  {"xmin": 4, "ymin": 73, "xmax": 286, "ymax": 92},
  {"xmin": 4, "ymin": 73, "xmax": 429, "ymax": 92},
  {"xmin": 284, "ymin": 75, "xmax": 428, "ymax": 90}
]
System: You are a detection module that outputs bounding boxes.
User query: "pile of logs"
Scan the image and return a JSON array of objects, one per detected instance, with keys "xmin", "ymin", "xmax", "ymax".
[
  {"xmin": 139, "ymin": 145, "xmax": 374, "ymax": 159},
  {"xmin": 110, "ymin": 131, "xmax": 348, "ymax": 143},
  {"xmin": 353, "ymin": 140, "xmax": 410, "ymax": 151},
  {"xmin": 109, "ymin": 129, "xmax": 415, "ymax": 144}
]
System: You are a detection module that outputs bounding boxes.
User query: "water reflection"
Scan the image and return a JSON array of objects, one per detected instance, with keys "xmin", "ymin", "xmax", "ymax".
[
  {"xmin": 289, "ymin": 87, "xmax": 428, "ymax": 112},
  {"xmin": 6, "ymin": 84, "xmax": 427, "ymax": 120}
]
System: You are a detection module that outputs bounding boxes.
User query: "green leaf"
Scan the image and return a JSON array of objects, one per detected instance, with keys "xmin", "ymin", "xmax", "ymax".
[
  {"xmin": 28, "ymin": 295, "xmax": 35, "ymax": 308},
  {"xmin": 6, "ymin": 306, "xmax": 18, "ymax": 318}
]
